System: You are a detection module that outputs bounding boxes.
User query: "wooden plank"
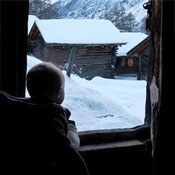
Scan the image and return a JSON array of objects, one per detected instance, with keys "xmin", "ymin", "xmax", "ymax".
[
  {"xmin": 67, "ymin": 47, "xmax": 76, "ymax": 77},
  {"xmin": 79, "ymin": 140, "xmax": 144, "ymax": 152}
]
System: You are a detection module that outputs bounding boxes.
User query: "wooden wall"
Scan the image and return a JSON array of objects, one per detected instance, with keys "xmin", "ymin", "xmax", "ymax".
[
  {"xmin": 115, "ymin": 56, "xmax": 139, "ymax": 77},
  {"xmin": 115, "ymin": 44, "xmax": 150, "ymax": 80},
  {"xmin": 137, "ymin": 44, "xmax": 150, "ymax": 80},
  {"xmin": 146, "ymin": 0, "xmax": 174, "ymax": 174}
]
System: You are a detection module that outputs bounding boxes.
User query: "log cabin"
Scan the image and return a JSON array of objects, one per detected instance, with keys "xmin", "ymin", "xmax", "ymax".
[
  {"xmin": 0, "ymin": 0, "xmax": 174, "ymax": 174},
  {"xmin": 28, "ymin": 19, "xmax": 125, "ymax": 79},
  {"xmin": 115, "ymin": 33, "xmax": 149, "ymax": 80},
  {"xmin": 128, "ymin": 36, "xmax": 150, "ymax": 80}
]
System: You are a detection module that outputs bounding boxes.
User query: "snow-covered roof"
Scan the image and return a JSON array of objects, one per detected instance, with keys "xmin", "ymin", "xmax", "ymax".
[
  {"xmin": 117, "ymin": 32, "xmax": 148, "ymax": 56},
  {"xmin": 28, "ymin": 15, "xmax": 39, "ymax": 34},
  {"xmin": 34, "ymin": 19, "xmax": 126, "ymax": 45}
]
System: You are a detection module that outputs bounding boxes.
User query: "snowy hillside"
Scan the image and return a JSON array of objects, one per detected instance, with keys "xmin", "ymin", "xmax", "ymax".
[
  {"xmin": 125, "ymin": 0, "xmax": 148, "ymax": 22},
  {"xmin": 27, "ymin": 55, "xmax": 146, "ymax": 131},
  {"xmin": 51, "ymin": 0, "xmax": 147, "ymax": 27}
]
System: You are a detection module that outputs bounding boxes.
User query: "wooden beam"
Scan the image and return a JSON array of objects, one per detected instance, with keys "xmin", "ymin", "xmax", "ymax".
[
  {"xmin": 67, "ymin": 47, "xmax": 76, "ymax": 77},
  {"xmin": 28, "ymin": 24, "xmax": 39, "ymax": 43}
]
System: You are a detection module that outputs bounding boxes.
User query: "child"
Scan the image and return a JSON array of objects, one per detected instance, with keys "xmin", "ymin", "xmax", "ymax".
[
  {"xmin": 26, "ymin": 62, "xmax": 89, "ymax": 174},
  {"xmin": 27, "ymin": 62, "xmax": 80, "ymax": 147}
]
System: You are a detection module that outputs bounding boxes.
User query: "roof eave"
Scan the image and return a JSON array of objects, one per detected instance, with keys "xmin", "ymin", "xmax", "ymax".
[
  {"xmin": 45, "ymin": 42, "xmax": 126, "ymax": 48},
  {"xmin": 127, "ymin": 36, "xmax": 150, "ymax": 56}
]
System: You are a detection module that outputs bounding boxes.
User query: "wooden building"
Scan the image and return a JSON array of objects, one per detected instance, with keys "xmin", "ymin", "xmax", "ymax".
[
  {"xmin": 128, "ymin": 36, "xmax": 150, "ymax": 80},
  {"xmin": 115, "ymin": 33, "xmax": 149, "ymax": 80},
  {"xmin": 28, "ymin": 19, "xmax": 125, "ymax": 79}
]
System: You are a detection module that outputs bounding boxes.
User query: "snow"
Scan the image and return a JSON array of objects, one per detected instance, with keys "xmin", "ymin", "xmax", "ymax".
[
  {"xmin": 28, "ymin": 15, "xmax": 39, "ymax": 34},
  {"xmin": 51, "ymin": 0, "xmax": 58, "ymax": 4},
  {"xmin": 35, "ymin": 19, "xmax": 126, "ymax": 44},
  {"xmin": 117, "ymin": 32, "xmax": 148, "ymax": 56},
  {"xmin": 27, "ymin": 55, "xmax": 146, "ymax": 131},
  {"xmin": 27, "ymin": 55, "xmax": 42, "ymax": 72}
]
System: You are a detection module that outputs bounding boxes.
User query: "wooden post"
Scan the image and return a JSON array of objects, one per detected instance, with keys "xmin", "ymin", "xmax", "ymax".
[
  {"xmin": 138, "ymin": 54, "xmax": 142, "ymax": 80},
  {"xmin": 67, "ymin": 47, "xmax": 76, "ymax": 77}
]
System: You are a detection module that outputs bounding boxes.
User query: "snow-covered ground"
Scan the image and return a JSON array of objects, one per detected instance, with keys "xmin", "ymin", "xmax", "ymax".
[{"xmin": 27, "ymin": 55, "xmax": 146, "ymax": 131}]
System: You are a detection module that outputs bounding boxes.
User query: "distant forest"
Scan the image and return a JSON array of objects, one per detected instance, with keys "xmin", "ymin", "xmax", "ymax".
[{"xmin": 29, "ymin": 0, "xmax": 146, "ymax": 33}]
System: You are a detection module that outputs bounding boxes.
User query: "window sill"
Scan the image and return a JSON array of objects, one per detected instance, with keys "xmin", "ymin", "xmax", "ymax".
[
  {"xmin": 78, "ymin": 124, "xmax": 150, "ymax": 146},
  {"xmin": 79, "ymin": 139, "xmax": 144, "ymax": 152}
]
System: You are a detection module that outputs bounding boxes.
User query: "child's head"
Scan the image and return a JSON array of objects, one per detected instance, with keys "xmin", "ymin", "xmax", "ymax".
[{"xmin": 27, "ymin": 62, "xmax": 65, "ymax": 104}]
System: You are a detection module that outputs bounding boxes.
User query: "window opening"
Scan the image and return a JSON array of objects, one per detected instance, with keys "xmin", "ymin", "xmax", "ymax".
[
  {"xmin": 128, "ymin": 58, "xmax": 134, "ymax": 67},
  {"xmin": 27, "ymin": 0, "xmax": 149, "ymax": 132}
]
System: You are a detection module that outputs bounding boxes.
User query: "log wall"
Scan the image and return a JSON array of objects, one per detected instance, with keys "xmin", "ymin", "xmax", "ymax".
[{"xmin": 115, "ymin": 56, "xmax": 139, "ymax": 77}]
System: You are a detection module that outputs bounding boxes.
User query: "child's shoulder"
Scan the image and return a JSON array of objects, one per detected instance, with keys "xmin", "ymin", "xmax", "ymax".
[{"xmin": 52, "ymin": 104, "xmax": 71, "ymax": 120}]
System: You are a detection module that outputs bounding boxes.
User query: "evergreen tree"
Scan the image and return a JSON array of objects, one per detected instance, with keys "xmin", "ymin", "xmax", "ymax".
[
  {"xmin": 140, "ymin": 17, "xmax": 149, "ymax": 34},
  {"xmin": 29, "ymin": 0, "xmax": 42, "ymax": 17},
  {"xmin": 29, "ymin": 0, "xmax": 58, "ymax": 19},
  {"xmin": 103, "ymin": 3, "xmax": 111, "ymax": 20},
  {"xmin": 111, "ymin": 4, "xmax": 126, "ymax": 30},
  {"xmin": 100, "ymin": 3, "xmax": 140, "ymax": 32},
  {"xmin": 122, "ymin": 12, "xmax": 139, "ymax": 32}
]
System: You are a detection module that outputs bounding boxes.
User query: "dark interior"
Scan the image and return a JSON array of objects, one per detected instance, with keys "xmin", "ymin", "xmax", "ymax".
[{"xmin": 0, "ymin": 0, "xmax": 174, "ymax": 174}]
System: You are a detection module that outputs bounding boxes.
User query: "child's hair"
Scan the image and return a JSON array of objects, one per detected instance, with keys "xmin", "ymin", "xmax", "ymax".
[{"xmin": 27, "ymin": 62, "xmax": 65, "ymax": 103}]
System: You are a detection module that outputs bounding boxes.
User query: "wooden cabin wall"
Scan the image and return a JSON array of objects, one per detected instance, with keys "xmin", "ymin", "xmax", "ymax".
[
  {"xmin": 138, "ymin": 45, "xmax": 150, "ymax": 80},
  {"xmin": 73, "ymin": 46, "xmax": 114, "ymax": 79},
  {"xmin": 115, "ymin": 56, "xmax": 139, "ymax": 77},
  {"xmin": 28, "ymin": 34, "xmax": 115, "ymax": 79}
]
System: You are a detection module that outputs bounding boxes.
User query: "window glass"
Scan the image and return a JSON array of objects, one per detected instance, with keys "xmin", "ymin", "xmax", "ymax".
[{"xmin": 27, "ymin": 0, "xmax": 148, "ymax": 131}]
